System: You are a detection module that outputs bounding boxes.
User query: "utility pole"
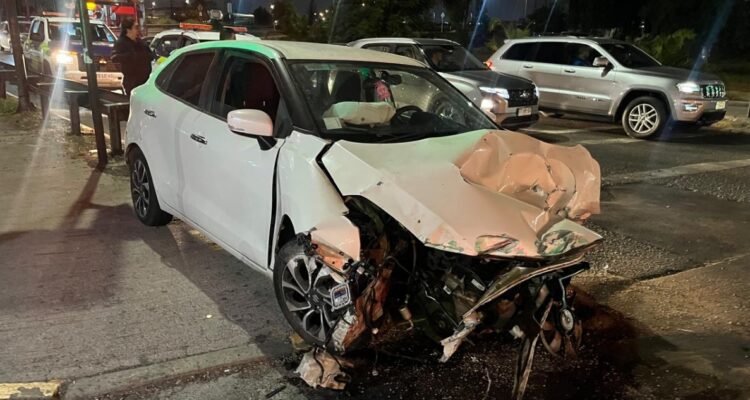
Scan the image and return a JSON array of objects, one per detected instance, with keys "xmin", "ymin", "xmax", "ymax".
[
  {"xmin": 4, "ymin": 0, "xmax": 33, "ymax": 112},
  {"xmin": 76, "ymin": 0, "xmax": 108, "ymax": 168}
]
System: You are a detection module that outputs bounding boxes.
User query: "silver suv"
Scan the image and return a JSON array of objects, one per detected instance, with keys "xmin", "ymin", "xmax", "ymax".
[
  {"xmin": 349, "ymin": 38, "xmax": 539, "ymax": 128},
  {"xmin": 488, "ymin": 37, "xmax": 728, "ymax": 138}
]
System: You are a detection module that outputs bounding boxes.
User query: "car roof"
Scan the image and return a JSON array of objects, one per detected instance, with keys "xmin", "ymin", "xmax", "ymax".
[
  {"xmin": 174, "ymin": 40, "xmax": 426, "ymax": 67},
  {"xmin": 505, "ymin": 36, "xmax": 626, "ymax": 46},
  {"xmin": 156, "ymin": 29, "xmax": 259, "ymax": 41},
  {"xmin": 43, "ymin": 17, "xmax": 106, "ymax": 24},
  {"xmin": 350, "ymin": 37, "xmax": 461, "ymax": 47}
]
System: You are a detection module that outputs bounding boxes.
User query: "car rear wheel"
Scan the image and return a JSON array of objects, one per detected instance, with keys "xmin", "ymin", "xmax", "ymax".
[
  {"xmin": 273, "ymin": 240, "xmax": 344, "ymax": 349},
  {"xmin": 622, "ymin": 96, "xmax": 667, "ymax": 138},
  {"xmin": 128, "ymin": 147, "xmax": 172, "ymax": 226}
]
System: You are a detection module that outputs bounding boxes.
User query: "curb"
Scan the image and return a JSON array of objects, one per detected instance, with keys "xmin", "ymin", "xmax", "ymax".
[{"xmin": 62, "ymin": 344, "xmax": 269, "ymax": 399}]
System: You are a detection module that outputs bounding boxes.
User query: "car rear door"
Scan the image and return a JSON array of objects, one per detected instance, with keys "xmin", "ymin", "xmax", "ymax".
[
  {"xmin": 177, "ymin": 49, "xmax": 284, "ymax": 269},
  {"xmin": 518, "ymin": 41, "xmax": 567, "ymax": 110}
]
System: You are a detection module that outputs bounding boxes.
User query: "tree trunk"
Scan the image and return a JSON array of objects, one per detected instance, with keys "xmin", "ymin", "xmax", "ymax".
[{"xmin": 4, "ymin": 0, "xmax": 34, "ymax": 112}]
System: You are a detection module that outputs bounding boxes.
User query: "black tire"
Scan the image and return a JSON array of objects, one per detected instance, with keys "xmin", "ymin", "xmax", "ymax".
[
  {"xmin": 621, "ymin": 96, "xmax": 668, "ymax": 139},
  {"xmin": 273, "ymin": 239, "xmax": 343, "ymax": 350},
  {"xmin": 128, "ymin": 147, "xmax": 172, "ymax": 226}
]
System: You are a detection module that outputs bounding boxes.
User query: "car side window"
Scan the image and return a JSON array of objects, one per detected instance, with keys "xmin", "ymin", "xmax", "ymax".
[
  {"xmin": 30, "ymin": 21, "xmax": 43, "ymax": 42},
  {"xmin": 501, "ymin": 43, "xmax": 533, "ymax": 61},
  {"xmin": 211, "ymin": 55, "xmax": 281, "ymax": 123},
  {"xmin": 363, "ymin": 44, "xmax": 391, "ymax": 53},
  {"xmin": 394, "ymin": 45, "xmax": 420, "ymax": 60},
  {"xmin": 530, "ymin": 42, "xmax": 566, "ymax": 64},
  {"xmin": 164, "ymin": 52, "xmax": 216, "ymax": 107},
  {"xmin": 154, "ymin": 35, "xmax": 180, "ymax": 58},
  {"xmin": 564, "ymin": 43, "xmax": 602, "ymax": 67}
]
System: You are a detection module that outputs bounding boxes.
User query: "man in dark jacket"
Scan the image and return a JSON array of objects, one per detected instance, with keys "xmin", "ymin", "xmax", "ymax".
[{"xmin": 112, "ymin": 18, "xmax": 153, "ymax": 95}]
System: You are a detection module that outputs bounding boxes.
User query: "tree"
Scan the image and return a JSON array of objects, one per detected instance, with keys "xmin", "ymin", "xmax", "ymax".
[
  {"xmin": 253, "ymin": 6, "xmax": 272, "ymax": 26},
  {"xmin": 442, "ymin": 0, "xmax": 472, "ymax": 43},
  {"xmin": 4, "ymin": 0, "xmax": 33, "ymax": 112},
  {"xmin": 328, "ymin": 0, "xmax": 435, "ymax": 43}
]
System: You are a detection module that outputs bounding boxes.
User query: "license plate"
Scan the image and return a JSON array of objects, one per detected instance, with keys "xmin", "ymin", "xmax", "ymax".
[
  {"xmin": 716, "ymin": 101, "xmax": 726, "ymax": 110},
  {"xmin": 98, "ymin": 73, "xmax": 121, "ymax": 80},
  {"xmin": 517, "ymin": 107, "xmax": 532, "ymax": 117},
  {"xmin": 329, "ymin": 282, "xmax": 351, "ymax": 311}
]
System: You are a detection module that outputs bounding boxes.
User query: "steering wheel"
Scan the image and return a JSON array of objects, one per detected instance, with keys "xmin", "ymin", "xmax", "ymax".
[{"xmin": 391, "ymin": 105, "xmax": 423, "ymax": 126}]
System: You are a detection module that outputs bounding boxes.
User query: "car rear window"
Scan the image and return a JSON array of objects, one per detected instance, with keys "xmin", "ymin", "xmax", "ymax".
[
  {"xmin": 164, "ymin": 52, "xmax": 216, "ymax": 107},
  {"xmin": 502, "ymin": 42, "xmax": 567, "ymax": 64}
]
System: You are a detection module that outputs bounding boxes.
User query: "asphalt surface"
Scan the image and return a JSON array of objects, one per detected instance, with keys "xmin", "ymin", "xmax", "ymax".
[{"xmin": 0, "ymin": 84, "xmax": 748, "ymax": 399}]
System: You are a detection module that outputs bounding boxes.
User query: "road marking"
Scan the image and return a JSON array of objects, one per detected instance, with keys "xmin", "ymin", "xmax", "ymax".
[
  {"xmin": 0, "ymin": 381, "xmax": 61, "ymax": 399},
  {"xmin": 604, "ymin": 158, "xmax": 750, "ymax": 186},
  {"xmin": 576, "ymin": 137, "xmax": 641, "ymax": 145},
  {"xmin": 523, "ymin": 126, "xmax": 622, "ymax": 135}
]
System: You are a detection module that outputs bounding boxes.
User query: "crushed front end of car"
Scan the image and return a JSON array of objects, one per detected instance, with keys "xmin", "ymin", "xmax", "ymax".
[{"xmin": 284, "ymin": 129, "xmax": 601, "ymax": 397}]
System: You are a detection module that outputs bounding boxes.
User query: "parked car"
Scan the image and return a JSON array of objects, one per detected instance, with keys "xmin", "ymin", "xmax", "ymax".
[
  {"xmin": 150, "ymin": 23, "xmax": 259, "ymax": 61},
  {"xmin": 349, "ymin": 38, "xmax": 539, "ymax": 128},
  {"xmin": 125, "ymin": 40, "xmax": 602, "ymax": 387},
  {"xmin": 487, "ymin": 37, "xmax": 728, "ymax": 138},
  {"xmin": 23, "ymin": 16, "xmax": 123, "ymax": 88}
]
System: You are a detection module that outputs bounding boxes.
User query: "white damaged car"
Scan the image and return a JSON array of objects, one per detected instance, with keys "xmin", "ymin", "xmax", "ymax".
[{"xmin": 126, "ymin": 40, "xmax": 602, "ymax": 395}]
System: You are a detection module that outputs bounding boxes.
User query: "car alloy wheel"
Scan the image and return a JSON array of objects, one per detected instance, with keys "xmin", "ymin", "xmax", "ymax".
[
  {"xmin": 627, "ymin": 103, "xmax": 660, "ymax": 137},
  {"xmin": 279, "ymin": 252, "xmax": 341, "ymax": 344},
  {"xmin": 131, "ymin": 158, "xmax": 151, "ymax": 220}
]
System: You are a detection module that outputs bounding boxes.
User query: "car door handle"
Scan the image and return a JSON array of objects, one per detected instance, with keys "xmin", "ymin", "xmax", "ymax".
[
  {"xmin": 564, "ymin": 68, "xmax": 576, "ymax": 73},
  {"xmin": 522, "ymin": 64, "xmax": 533, "ymax": 69},
  {"xmin": 143, "ymin": 109, "xmax": 156, "ymax": 118},
  {"xmin": 190, "ymin": 133, "xmax": 207, "ymax": 145}
]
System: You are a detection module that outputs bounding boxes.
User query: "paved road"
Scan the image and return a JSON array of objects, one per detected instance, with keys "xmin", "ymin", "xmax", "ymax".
[{"xmin": 0, "ymin": 93, "xmax": 748, "ymax": 400}]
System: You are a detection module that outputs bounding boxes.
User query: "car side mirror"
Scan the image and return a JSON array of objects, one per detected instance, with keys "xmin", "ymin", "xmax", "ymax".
[
  {"xmin": 593, "ymin": 56, "xmax": 611, "ymax": 68},
  {"xmin": 227, "ymin": 109, "xmax": 274, "ymax": 137}
]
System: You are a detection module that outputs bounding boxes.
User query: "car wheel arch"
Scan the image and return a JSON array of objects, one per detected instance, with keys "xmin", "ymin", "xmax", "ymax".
[{"xmin": 615, "ymin": 89, "xmax": 671, "ymax": 121}]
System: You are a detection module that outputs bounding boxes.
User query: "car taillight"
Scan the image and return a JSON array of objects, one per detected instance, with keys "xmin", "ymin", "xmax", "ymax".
[{"xmin": 484, "ymin": 59, "xmax": 494, "ymax": 69}]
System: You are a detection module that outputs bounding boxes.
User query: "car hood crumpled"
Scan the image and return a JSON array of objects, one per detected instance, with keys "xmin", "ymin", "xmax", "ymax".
[{"xmin": 321, "ymin": 130, "xmax": 602, "ymax": 259}]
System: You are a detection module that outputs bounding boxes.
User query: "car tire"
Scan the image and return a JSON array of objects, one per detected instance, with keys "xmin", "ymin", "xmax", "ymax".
[
  {"xmin": 273, "ymin": 239, "xmax": 343, "ymax": 350},
  {"xmin": 622, "ymin": 96, "xmax": 667, "ymax": 139},
  {"xmin": 128, "ymin": 147, "xmax": 172, "ymax": 226}
]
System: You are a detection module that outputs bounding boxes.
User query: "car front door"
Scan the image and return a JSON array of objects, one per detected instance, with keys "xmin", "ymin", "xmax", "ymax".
[
  {"xmin": 177, "ymin": 50, "xmax": 284, "ymax": 268},
  {"xmin": 25, "ymin": 20, "xmax": 44, "ymax": 73},
  {"xmin": 556, "ymin": 43, "xmax": 616, "ymax": 115}
]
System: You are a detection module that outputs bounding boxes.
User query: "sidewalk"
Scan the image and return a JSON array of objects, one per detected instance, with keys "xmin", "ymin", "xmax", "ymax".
[{"xmin": 0, "ymin": 112, "xmax": 293, "ymax": 396}]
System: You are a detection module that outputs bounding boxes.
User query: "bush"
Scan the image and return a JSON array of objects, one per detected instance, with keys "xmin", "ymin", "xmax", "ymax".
[
  {"xmin": 633, "ymin": 29, "xmax": 696, "ymax": 68},
  {"xmin": 0, "ymin": 98, "xmax": 17, "ymax": 114}
]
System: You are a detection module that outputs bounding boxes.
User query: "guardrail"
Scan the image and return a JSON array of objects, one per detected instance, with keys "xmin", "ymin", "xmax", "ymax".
[{"xmin": 0, "ymin": 62, "xmax": 129, "ymax": 156}]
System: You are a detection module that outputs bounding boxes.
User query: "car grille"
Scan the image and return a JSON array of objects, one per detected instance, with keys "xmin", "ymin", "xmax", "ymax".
[
  {"xmin": 508, "ymin": 88, "xmax": 538, "ymax": 107},
  {"xmin": 701, "ymin": 84, "xmax": 725, "ymax": 99},
  {"xmin": 78, "ymin": 56, "xmax": 121, "ymax": 73}
]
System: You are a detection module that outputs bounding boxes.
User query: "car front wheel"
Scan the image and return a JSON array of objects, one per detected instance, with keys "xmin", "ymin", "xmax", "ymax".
[
  {"xmin": 273, "ymin": 239, "xmax": 345, "ymax": 349},
  {"xmin": 128, "ymin": 147, "xmax": 172, "ymax": 226},
  {"xmin": 622, "ymin": 96, "xmax": 667, "ymax": 138}
]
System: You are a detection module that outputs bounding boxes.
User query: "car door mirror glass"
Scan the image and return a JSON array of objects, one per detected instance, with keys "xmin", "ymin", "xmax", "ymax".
[
  {"xmin": 593, "ymin": 56, "xmax": 611, "ymax": 68},
  {"xmin": 227, "ymin": 109, "xmax": 274, "ymax": 137}
]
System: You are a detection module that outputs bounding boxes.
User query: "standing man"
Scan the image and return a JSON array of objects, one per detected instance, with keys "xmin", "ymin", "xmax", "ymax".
[{"xmin": 112, "ymin": 17, "xmax": 153, "ymax": 96}]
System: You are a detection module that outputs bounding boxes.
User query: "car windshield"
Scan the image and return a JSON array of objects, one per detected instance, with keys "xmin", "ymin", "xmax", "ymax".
[
  {"xmin": 600, "ymin": 43, "xmax": 660, "ymax": 69},
  {"xmin": 421, "ymin": 44, "xmax": 488, "ymax": 72},
  {"xmin": 49, "ymin": 23, "xmax": 115, "ymax": 43},
  {"xmin": 290, "ymin": 62, "xmax": 496, "ymax": 141}
]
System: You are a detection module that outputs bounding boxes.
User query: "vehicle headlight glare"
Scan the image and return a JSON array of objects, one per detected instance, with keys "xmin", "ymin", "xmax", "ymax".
[
  {"xmin": 677, "ymin": 81, "xmax": 701, "ymax": 94},
  {"xmin": 479, "ymin": 86, "xmax": 510, "ymax": 99},
  {"xmin": 480, "ymin": 97, "xmax": 496, "ymax": 112},
  {"xmin": 54, "ymin": 50, "xmax": 76, "ymax": 65}
]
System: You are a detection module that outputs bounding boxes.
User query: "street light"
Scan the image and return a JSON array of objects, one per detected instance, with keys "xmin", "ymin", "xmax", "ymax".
[{"xmin": 270, "ymin": 4, "xmax": 274, "ymax": 10}]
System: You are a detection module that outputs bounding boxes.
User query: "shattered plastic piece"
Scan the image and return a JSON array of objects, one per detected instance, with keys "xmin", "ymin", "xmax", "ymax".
[
  {"xmin": 296, "ymin": 349, "xmax": 353, "ymax": 390},
  {"xmin": 439, "ymin": 312, "xmax": 483, "ymax": 362},
  {"xmin": 310, "ymin": 216, "xmax": 361, "ymax": 273}
]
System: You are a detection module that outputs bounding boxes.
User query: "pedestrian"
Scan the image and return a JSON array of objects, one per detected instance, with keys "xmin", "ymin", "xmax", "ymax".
[{"xmin": 112, "ymin": 17, "xmax": 153, "ymax": 96}]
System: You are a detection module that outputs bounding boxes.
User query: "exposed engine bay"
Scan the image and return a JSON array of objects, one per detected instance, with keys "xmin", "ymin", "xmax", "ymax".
[{"xmin": 277, "ymin": 129, "xmax": 602, "ymax": 398}]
